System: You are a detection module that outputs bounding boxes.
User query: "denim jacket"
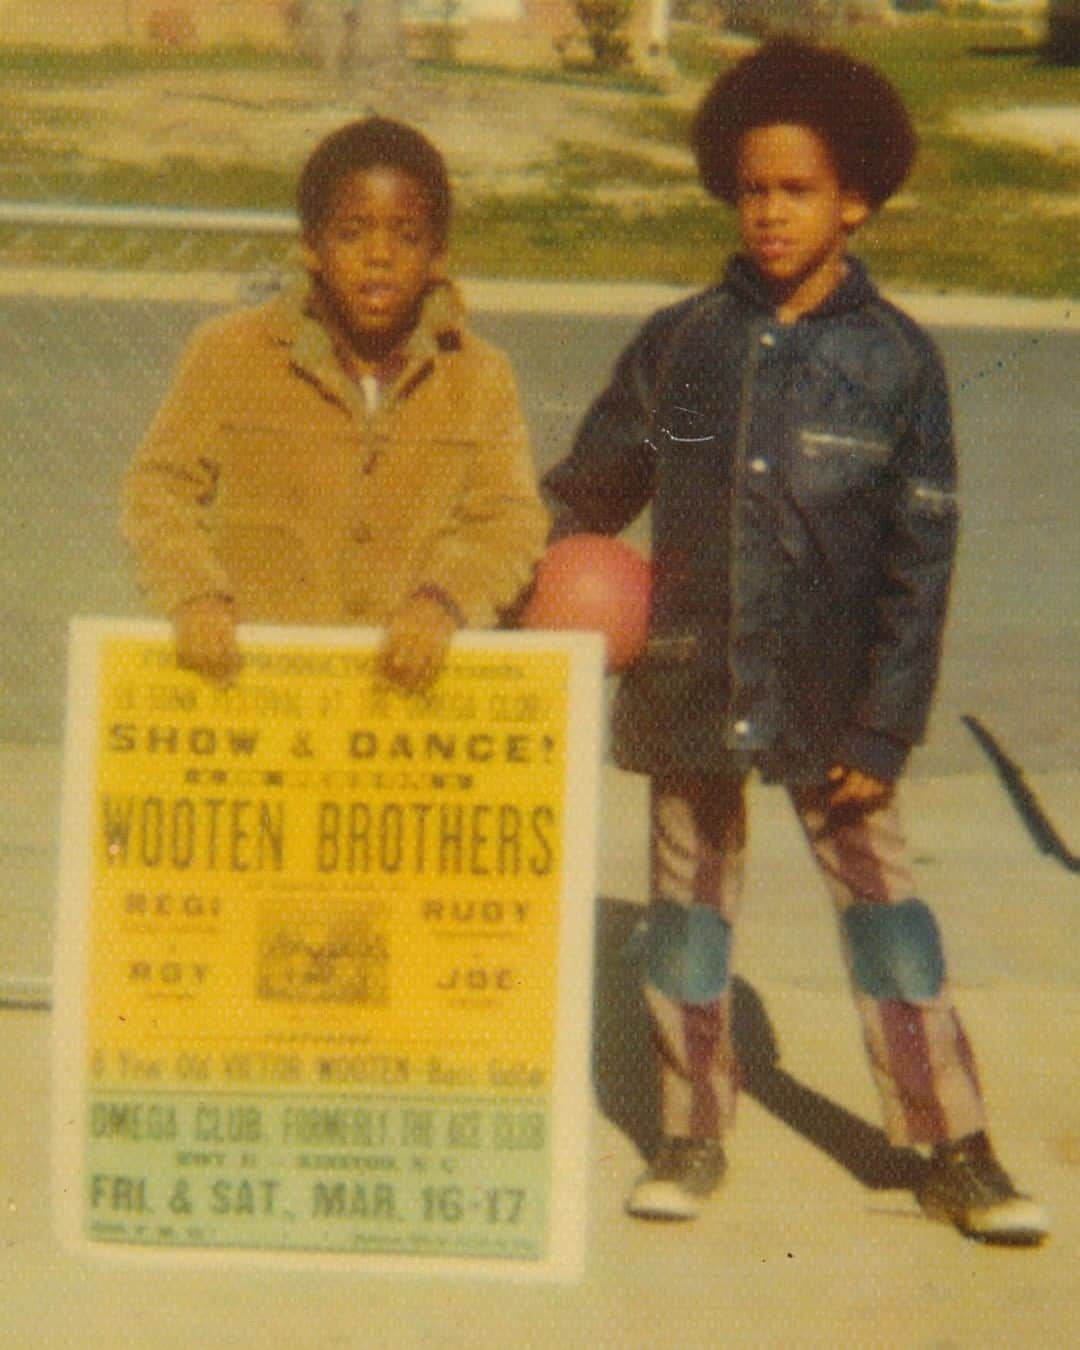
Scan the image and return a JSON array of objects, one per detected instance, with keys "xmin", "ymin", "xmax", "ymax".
[{"xmin": 542, "ymin": 256, "xmax": 958, "ymax": 784}]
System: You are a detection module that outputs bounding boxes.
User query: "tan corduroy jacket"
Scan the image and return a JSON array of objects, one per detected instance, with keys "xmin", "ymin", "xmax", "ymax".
[{"xmin": 123, "ymin": 280, "xmax": 548, "ymax": 628}]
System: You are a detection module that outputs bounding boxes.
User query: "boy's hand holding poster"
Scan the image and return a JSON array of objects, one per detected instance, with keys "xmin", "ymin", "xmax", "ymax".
[{"xmin": 53, "ymin": 620, "xmax": 603, "ymax": 1280}]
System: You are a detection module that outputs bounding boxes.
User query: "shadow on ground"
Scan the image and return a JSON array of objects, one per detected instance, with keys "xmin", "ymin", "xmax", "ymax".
[{"xmin": 592, "ymin": 897, "xmax": 927, "ymax": 1191}]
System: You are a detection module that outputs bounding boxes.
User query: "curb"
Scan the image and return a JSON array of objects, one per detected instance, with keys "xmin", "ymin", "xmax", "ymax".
[{"xmin": 0, "ymin": 266, "xmax": 1077, "ymax": 331}]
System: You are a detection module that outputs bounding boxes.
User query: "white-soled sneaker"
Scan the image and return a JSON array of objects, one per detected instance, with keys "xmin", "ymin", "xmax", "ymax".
[
  {"xmin": 625, "ymin": 1136, "xmax": 726, "ymax": 1221},
  {"xmin": 917, "ymin": 1132, "xmax": 1049, "ymax": 1246}
]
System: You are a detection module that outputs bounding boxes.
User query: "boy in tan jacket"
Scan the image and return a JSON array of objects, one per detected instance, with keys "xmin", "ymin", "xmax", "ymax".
[{"xmin": 124, "ymin": 118, "xmax": 547, "ymax": 689}]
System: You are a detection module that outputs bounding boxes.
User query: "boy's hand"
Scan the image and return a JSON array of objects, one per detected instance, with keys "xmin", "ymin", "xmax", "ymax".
[
  {"xmin": 173, "ymin": 595, "xmax": 241, "ymax": 686},
  {"xmin": 825, "ymin": 764, "xmax": 894, "ymax": 816},
  {"xmin": 379, "ymin": 593, "xmax": 459, "ymax": 693}
]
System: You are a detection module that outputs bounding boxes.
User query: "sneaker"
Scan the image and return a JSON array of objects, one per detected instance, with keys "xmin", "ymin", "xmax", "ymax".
[
  {"xmin": 917, "ymin": 1132, "xmax": 1049, "ymax": 1245},
  {"xmin": 625, "ymin": 1136, "xmax": 726, "ymax": 1221}
]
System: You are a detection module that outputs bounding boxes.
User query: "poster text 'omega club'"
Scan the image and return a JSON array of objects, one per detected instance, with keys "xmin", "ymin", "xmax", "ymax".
[{"xmin": 53, "ymin": 621, "xmax": 603, "ymax": 1279}]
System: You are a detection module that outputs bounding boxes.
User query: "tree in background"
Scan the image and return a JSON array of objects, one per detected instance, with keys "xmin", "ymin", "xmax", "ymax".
[{"xmin": 1046, "ymin": 0, "xmax": 1080, "ymax": 64}]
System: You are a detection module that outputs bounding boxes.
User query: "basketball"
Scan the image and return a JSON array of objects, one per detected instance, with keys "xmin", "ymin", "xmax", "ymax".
[{"xmin": 522, "ymin": 534, "xmax": 651, "ymax": 672}]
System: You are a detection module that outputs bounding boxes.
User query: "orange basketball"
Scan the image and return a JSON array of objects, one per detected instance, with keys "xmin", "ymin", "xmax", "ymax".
[{"xmin": 523, "ymin": 534, "xmax": 651, "ymax": 672}]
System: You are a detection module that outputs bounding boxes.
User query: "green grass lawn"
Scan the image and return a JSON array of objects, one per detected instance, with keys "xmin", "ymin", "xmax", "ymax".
[
  {"xmin": 1, "ymin": 19, "xmax": 1077, "ymax": 296},
  {"xmin": 472, "ymin": 17, "xmax": 1080, "ymax": 296}
]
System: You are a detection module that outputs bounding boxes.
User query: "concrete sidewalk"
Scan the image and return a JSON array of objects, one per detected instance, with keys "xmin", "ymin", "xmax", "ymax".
[{"xmin": 1, "ymin": 753, "xmax": 1078, "ymax": 1347}]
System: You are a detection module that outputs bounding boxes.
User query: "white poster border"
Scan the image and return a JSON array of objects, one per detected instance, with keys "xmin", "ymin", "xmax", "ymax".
[{"xmin": 52, "ymin": 617, "xmax": 605, "ymax": 1282}]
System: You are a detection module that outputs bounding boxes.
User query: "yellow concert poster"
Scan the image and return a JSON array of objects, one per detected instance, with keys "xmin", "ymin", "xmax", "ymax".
[{"xmin": 53, "ymin": 620, "xmax": 604, "ymax": 1279}]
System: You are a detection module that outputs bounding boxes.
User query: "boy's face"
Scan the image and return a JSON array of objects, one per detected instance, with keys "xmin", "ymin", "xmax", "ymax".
[
  {"xmin": 734, "ymin": 124, "xmax": 868, "ymax": 320},
  {"xmin": 303, "ymin": 165, "xmax": 445, "ymax": 357}
]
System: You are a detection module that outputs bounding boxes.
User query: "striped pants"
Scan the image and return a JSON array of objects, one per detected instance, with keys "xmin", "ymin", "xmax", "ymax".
[{"xmin": 646, "ymin": 774, "xmax": 987, "ymax": 1147}]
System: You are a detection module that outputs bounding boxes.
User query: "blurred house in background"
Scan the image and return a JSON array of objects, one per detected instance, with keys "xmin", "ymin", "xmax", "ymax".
[{"xmin": 0, "ymin": 1, "xmax": 1064, "ymax": 67}]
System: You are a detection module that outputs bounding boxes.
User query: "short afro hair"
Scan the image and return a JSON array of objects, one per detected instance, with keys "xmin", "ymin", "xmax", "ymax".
[
  {"xmin": 298, "ymin": 117, "xmax": 452, "ymax": 246},
  {"xmin": 691, "ymin": 39, "xmax": 915, "ymax": 210}
]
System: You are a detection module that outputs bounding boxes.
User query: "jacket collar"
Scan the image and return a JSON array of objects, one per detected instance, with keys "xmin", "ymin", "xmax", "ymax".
[
  {"xmin": 266, "ymin": 277, "xmax": 467, "ymax": 410},
  {"xmin": 722, "ymin": 253, "xmax": 879, "ymax": 320}
]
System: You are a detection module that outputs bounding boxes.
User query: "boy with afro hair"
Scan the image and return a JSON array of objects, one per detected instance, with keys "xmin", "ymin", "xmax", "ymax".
[
  {"xmin": 124, "ymin": 117, "xmax": 547, "ymax": 692},
  {"xmin": 542, "ymin": 39, "xmax": 1048, "ymax": 1243}
]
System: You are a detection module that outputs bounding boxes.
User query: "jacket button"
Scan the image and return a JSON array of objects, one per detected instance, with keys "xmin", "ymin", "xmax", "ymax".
[
  {"xmin": 760, "ymin": 332, "xmax": 776, "ymax": 348},
  {"xmin": 733, "ymin": 719, "xmax": 751, "ymax": 736},
  {"xmin": 749, "ymin": 457, "xmax": 768, "ymax": 475}
]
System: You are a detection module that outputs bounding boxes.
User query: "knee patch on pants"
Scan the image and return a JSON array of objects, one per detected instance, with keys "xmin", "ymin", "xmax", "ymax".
[
  {"xmin": 634, "ymin": 899, "xmax": 732, "ymax": 1005},
  {"xmin": 843, "ymin": 897, "xmax": 945, "ymax": 1001}
]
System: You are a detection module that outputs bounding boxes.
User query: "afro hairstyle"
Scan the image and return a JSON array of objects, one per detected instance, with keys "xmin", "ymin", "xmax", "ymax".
[
  {"xmin": 691, "ymin": 39, "xmax": 916, "ymax": 211},
  {"xmin": 297, "ymin": 117, "xmax": 452, "ymax": 247}
]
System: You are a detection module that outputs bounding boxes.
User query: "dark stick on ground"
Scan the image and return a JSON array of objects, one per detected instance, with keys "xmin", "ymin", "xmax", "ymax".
[{"xmin": 962, "ymin": 715, "xmax": 1080, "ymax": 873}]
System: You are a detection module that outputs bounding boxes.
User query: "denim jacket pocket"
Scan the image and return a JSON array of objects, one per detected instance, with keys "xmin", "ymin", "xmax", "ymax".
[{"xmin": 795, "ymin": 428, "xmax": 891, "ymax": 499}]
